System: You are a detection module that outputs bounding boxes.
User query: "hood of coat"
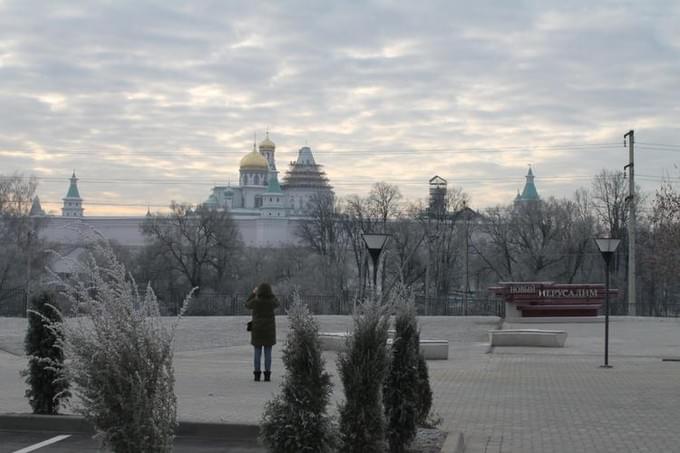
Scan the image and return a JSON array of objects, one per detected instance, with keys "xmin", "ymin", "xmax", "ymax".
[{"xmin": 256, "ymin": 282, "xmax": 274, "ymax": 298}]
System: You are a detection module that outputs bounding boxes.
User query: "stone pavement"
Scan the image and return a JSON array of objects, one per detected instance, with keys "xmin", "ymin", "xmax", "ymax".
[{"xmin": 2, "ymin": 315, "xmax": 680, "ymax": 452}]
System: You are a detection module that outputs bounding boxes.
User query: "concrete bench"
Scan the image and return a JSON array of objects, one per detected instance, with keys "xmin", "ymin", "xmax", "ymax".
[
  {"xmin": 319, "ymin": 332, "xmax": 449, "ymax": 360},
  {"xmin": 489, "ymin": 329, "xmax": 567, "ymax": 347}
]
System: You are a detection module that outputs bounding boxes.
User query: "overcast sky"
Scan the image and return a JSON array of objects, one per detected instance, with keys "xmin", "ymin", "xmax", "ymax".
[{"xmin": 1, "ymin": 0, "xmax": 679, "ymax": 215}]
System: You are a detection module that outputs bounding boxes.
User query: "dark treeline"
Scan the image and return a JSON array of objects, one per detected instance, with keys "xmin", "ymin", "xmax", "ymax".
[{"xmin": 2, "ymin": 170, "xmax": 680, "ymax": 316}]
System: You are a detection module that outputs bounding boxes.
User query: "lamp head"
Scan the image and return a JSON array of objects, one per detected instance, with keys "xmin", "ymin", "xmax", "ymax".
[
  {"xmin": 362, "ymin": 233, "xmax": 390, "ymax": 251},
  {"xmin": 595, "ymin": 238, "xmax": 621, "ymax": 254}
]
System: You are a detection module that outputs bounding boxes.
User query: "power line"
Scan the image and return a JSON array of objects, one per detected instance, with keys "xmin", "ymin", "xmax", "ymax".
[
  {"xmin": 0, "ymin": 142, "xmax": 623, "ymax": 158},
  {"xmin": 0, "ymin": 173, "xmax": 620, "ymax": 186},
  {"xmin": 637, "ymin": 141, "xmax": 680, "ymax": 149}
]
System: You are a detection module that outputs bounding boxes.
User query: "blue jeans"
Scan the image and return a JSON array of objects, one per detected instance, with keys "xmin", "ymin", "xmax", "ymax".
[{"xmin": 253, "ymin": 345, "xmax": 272, "ymax": 372}]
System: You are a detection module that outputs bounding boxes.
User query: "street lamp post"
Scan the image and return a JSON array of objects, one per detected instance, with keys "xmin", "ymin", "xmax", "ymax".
[
  {"xmin": 362, "ymin": 233, "xmax": 390, "ymax": 297},
  {"xmin": 595, "ymin": 237, "xmax": 621, "ymax": 368}
]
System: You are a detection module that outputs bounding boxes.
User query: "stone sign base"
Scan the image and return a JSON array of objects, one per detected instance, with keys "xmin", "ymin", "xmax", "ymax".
[{"xmin": 319, "ymin": 332, "xmax": 449, "ymax": 360}]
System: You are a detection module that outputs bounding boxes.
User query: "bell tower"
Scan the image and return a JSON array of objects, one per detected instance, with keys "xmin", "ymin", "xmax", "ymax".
[{"xmin": 62, "ymin": 171, "xmax": 84, "ymax": 217}]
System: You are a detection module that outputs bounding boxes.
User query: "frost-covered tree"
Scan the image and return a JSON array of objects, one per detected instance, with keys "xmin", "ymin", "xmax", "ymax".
[
  {"xmin": 50, "ymin": 237, "xmax": 192, "ymax": 453},
  {"xmin": 260, "ymin": 294, "xmax": 336, "ymax": 452},
  {"xmin": 384, "ymin": 299, "xmax": 419, "ymax": 453},
  {"xmin": 415, "ymin": 349, "xmax": 433, "ymax": 426},
  {"xmin": 23, "ymin": 291, "xmax": 70, "ymax": 414},
  {"xmin": 338, "ymin": 298, "xmax": 390, "ymax": 453}
]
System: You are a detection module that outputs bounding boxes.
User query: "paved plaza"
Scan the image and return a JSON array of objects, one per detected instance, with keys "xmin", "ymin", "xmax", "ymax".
[{"xmin": 1, "ymin": 315, "xmax": 680, "ymax": 452}]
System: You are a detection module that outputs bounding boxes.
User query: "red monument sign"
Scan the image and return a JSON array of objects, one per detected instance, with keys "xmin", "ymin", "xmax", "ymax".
[{"xmin": 489, "ymin": 282, "xmax": 619, "ymax": 317}]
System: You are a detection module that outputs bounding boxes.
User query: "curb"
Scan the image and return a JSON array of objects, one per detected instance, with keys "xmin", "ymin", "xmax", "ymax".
[
  {"xmin": 440, "ymin": 431, "xmax": 465, "ymax": 453},
  {"xmin": 0, "ymin": 413, "xmax": 259, "ymax": 440}
]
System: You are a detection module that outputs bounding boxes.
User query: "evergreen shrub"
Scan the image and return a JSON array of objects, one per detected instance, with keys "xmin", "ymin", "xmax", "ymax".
[
  {"xmin": 338, "ymin": 298, "xmax": 390, "ymax": 453},
  {"xmin": 260, "ymin": 294, "xmax": 336, "ymax": 452},
  {"xmin": 49, "ymin": 239, "xmax": 192, "ymax": 453},
  {"xmin": 23, "ymin": 291, "xmax": 70, "ymax": 414},
  {"xmin": 383, "ymin": 300, "xmax": 419, "ymax": 453},
  {"xmin": 415, "ymin": 348, "xmax": 433, "ymax": 426}
]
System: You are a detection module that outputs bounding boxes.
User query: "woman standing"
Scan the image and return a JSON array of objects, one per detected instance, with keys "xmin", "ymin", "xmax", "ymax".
[{"xmin": 245, "ymin": 283, "xmax": 279, "ymax": 382}]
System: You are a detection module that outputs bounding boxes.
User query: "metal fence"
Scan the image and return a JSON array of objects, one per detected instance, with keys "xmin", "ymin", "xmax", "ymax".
[
  {"xmin": 163, "ymin": 293, "xmax": 353, "ymax": 317},
  {"xmin": 10, "ymin": 288, "xmax": 680, "ymax": 318},
  {"xmin": 176, "ymin": 293, "xmax": 504, "ymax": 317},
  {"xmin": 415, "ymin": 294, "xmax": 504, "ymax": 317},
  {"xmin": 0, "ymin": 289, "xmax": 504, "ymax": 317},
  {"xmin": 609, "ymin": 300, "xmax": 680, "ymax": 317}
]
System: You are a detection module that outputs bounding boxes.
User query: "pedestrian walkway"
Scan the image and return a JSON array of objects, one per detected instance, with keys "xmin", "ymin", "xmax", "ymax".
[{"xmin": 2, "ymin": 316, "xmax": 680, "ymax": 452}]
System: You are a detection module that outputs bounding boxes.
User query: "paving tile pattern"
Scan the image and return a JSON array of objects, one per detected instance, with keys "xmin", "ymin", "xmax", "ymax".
[{"xmin": 2, "ymin": 316, "xmax": 680, "ymax": 452}]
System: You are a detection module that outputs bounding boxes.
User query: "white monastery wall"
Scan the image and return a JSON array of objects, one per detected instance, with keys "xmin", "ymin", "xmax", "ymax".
[{"xmin": 38, "ymin": 215, "xmax": 301, "ymax": 248}]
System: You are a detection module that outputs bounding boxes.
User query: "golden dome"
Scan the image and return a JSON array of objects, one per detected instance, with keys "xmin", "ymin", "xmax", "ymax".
[
  {"xmin": 240, "ymin": 147, "xmax": 268, "ymax": 170},
  {"xmin": 259, "ymin": 134, "xmax": 275, "ymax": 149}
]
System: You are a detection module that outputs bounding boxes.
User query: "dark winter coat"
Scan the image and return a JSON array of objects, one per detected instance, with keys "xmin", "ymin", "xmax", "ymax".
[{"xmin": 246, "ymin": 283, "xmax": 279, "ymax": 347}]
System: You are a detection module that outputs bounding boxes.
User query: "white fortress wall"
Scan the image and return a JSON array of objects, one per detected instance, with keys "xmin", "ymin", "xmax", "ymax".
[{"xmin": 37, "ymin": 215, "xmax": 302, "ymax": 249}]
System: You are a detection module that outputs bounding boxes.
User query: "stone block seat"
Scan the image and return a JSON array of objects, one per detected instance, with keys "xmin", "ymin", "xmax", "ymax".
[
  {"xmin": 319, "ymin": 331, "xmax": 449, "ymax": 360},
  {"xmin": 489, "ymin": 329, "xmax": 567, "ymax": 347}
]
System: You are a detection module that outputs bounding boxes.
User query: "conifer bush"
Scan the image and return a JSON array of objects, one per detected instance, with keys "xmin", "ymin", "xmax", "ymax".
[
  {"xmin": 260, "ymin": 294, "xmax": 336, "ymax": 453},
  {"xmin": 49, "ymin": 239, "xmax": 192, "ymax": 453},
  {"xmin": 383, "ymin": 301, "xmax": 419, "ymax": 453},
  {"xmin": 338, "ymin": 298, "xmax": 391, "ymax": 453},
  {"xmin": 415, "ymin": 348, "xmax": 433, "ymax": 426},
  {"xmin": 23, "ymin": 291, "xmax": 70, "ymax": 414}
]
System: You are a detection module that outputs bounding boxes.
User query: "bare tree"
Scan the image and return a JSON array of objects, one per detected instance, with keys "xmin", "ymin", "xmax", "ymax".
[
  {"xmin": 341, "ymin": 195, "xmax": 375, "ymax": 300},
  {"xmin": 368, "ymin": 182, "xmax": 402, "ymax": 227},
  {"xmin": 297, "ymin": 192, "xmax": 351, "ymax": 303},
  {"xmin": 646, "ymin": 179, "xmax": 680, "ymax": 314},
  {"xmin": 416, "ymin": 187, "xmax": 470, "ymax": 306},
  {"xmin": 474, "ymin": 205, "xmax": 516, "ymax": 281},
  {"xmin": 0, "ymin": 174, "xmax": 44, "ymax": 311},
  {"xmin": 297, "ymin": 192, "xmax": 342, "ymax": 258},
  {"xmin": 558, "ymin": 190, "xmax": 598, "ymax": 283},
  {"xmin": 141, "ymin": 202, "xmax": 241, "ymax": 295},
  {"xmin": 591, "ymin": 170, "xmax": 629, "ymax": 238},
  {"xmin": 475, "ymin": 194, "xmax": 597, "ymax": 284}
]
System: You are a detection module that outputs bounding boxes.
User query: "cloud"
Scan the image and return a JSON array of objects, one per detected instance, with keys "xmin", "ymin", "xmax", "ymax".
[{"xmin": 0, "ymin": 0, "xmax": 679, "ymax": 215}]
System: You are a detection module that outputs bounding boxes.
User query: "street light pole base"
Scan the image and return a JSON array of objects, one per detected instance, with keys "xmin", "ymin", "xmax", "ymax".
[{"xmin": 600, "ymin": 365, "xmax": 613, "ymax": 369}]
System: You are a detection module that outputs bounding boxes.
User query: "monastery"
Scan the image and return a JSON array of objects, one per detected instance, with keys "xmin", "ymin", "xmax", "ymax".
[{"xmin": 33, "ymin": 135, "xmax": 332, "ymax": 248}]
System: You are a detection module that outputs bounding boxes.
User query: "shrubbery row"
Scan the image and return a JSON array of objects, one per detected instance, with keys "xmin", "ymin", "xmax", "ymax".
[
  {"xmin": 24, "ymin": 240, "xmax": 434, "ymax": 453},
  {"xmin": 262, "ymin": 291, "xmax": 434, "ymax": 453}
]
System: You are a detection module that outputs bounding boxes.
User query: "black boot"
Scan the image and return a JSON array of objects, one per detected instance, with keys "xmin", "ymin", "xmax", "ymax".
[
  {"xmin": 264, "ymin": 371, "xmax": 271, "ymax": 382},
  {"xmin": 254, "ymin": 371, "xmax": 261, "ymax": 382}
]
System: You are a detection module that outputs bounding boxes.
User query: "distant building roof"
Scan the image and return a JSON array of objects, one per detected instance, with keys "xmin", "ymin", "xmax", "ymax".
[
  {"xmin": 240, "ymin": 144, "xmax": 269, "ymax": 170},
  {"xmin": 282, "ymin": 146, "xmax": 332, "ymax": 190},
  {"xmin": 65, "ymin": 171, "xmax": 81, "ymax": 199},
  {"xmin": 30, "ymin": 196, "xmax": 45, "ymax": 216},
  {"xmin": 259, "ymin": 132, "xmax": 276, "ymax": 150},
  {"xmin": 517, "ymin": 167, "xmax": 539, "ymax": 202}
]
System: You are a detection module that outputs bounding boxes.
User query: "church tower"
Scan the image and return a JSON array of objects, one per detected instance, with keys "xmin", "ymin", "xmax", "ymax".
[
  {"xmin": 62, "ymin": 171, "xmax": 84, "ymax": 217},
  {"xmin": 260, "ymin": 172, "xmax": 286, "ymax": 218},
  {"xmin": 258, "ymin": 132, "xmax": 277, "ymax": 172},
  {"xmin": 515, "ymin": 166, "xmax": 540, "ymax": 205},
  {"xmin": 30, "ymin": 196, "xmax": 45, "ymax": 216},
  {"xmin": 239, "ymin": 143, "xmax": 269, "ymax": 209}
]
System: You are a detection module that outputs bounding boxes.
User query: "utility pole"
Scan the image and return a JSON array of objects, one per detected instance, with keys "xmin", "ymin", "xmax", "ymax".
[
  {"xmin": 463, "ymin": 204, "xmax": 470, "ymax": 315},
  {"xmin": 624, "ymin": 130, "xmax": 636, "ymax": 316},
  {"xmin": 25, "ymin": 228, "xmax": 32, "ymax": 317}
]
